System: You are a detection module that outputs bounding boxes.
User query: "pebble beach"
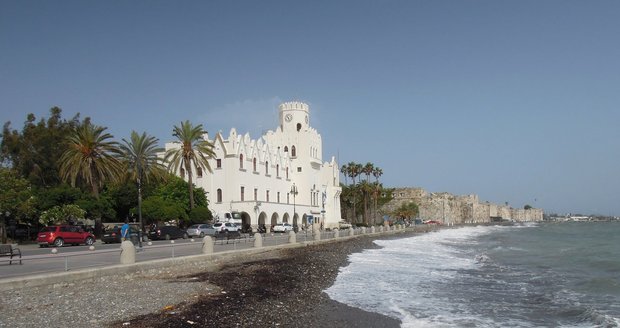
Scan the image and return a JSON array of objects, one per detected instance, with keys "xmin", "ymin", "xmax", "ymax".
[{"xmin": 0, "ymin": 231, "xmax": 424, "ymax": 328}]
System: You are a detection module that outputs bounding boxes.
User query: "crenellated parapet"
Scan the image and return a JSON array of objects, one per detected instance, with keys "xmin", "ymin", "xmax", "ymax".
[
  {"xmin": 279, "ymin": 101, "xmax": 309, "ymax": 111},
  {"xmin": 381, "ymin": 187, "xmax": 544, "ymax": 224}
]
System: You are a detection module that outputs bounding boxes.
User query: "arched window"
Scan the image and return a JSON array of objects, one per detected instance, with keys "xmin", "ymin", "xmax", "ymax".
[
  {"xmin": 240, "ymin": 186, "xmax": 245, "ymax": 201},
  {"xmin": 253, "ymin": 158, "xmax": 257, "ymax": 171},
  {"xmin": 284, "ymin": 146, "xmax": 288, "ymax": 152},
  {"xmin": 180, "ymin": 168, "xmax": 185, "ymax": 179},
  {"xmin": 217, "ymin": 189, "xmax": 222, "ymax": 203},
  {"xmin": 296, "ymin": 123, "xmax": 301, "ymax": 131},
  {"xmin": 265, "ymin": 161, "xmax": 269, "ymax": 175},
  {"xmin": 196, "ymin": 167, "xmax": 203, "ymax": 178},
  {"xmin": 239, "ymin": 154, "xmax": 244, "ymax": 169},
  {"xmin": 291, "ymin": 146, "xmax": 296, "ymax": 157}
]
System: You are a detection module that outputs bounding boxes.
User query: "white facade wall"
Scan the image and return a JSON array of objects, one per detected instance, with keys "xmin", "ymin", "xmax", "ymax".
[{"xmin": 165, "ymin": 101, "xmax": 342, "ymax": 230}]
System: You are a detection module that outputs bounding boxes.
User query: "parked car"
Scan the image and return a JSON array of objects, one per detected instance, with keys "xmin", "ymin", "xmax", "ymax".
[
  {"xmin": 147, "ymin": 226, "xmax": 188, "ymax": 240},
  {"xmin": 424, "ymin": 220, "xmax": 442, "ymax": 225},
  {"xmin": 37, "ymin": 225, "xmax": 96, "ymax": 247},
  {"xmin": 337, "ymin": 220, "xmax": 352, "ymax": 229},
  {"xmin": 272, "ymin": 223, "xmax": 294, "ymax": 233},
  {"xmin": 186, "ymin": 224, "xmax": 216, "ymax": 237},
  {"xmin": 213, "ymin": 222, "xmax": 240, "ymax": 234},
  {"xmin": 101, "ymin": 225, "xmax": 140, "ymax": 244}
]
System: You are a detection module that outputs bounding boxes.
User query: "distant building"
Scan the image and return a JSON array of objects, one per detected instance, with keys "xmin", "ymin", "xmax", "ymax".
[{"xmin": 165, "ymin": 101, "xmax": 342, "ymax": 230}]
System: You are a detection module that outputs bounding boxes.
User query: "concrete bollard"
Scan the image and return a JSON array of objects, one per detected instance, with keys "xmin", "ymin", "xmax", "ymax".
[
  {"xmin": 314, "ymin": 228, "xmax": 321, "ymax": 241},
  {"xmin": 334, "ymin": 229, "xmax": 340, "ymax": 239},
  {"xmin": 370, "ymin": 226, "xmax": 376, "ymax": 233},
  {"xmin": 349, "ymin": 227, "xmax": 355, "ymax": 237},
  {"xmin": 288, "ymin": 231, "xmax": 296, "ymax": 243},
  {"xmin": 120, "ymin": 240, "xmax": 136, "ymax": 264},
  {"xmin": 254, "ymin": 233, "xmax": 263, "ymax": 248},
  {"xmin": 202, "ymin": 236, "xmax": 214, "ymax": 254}
]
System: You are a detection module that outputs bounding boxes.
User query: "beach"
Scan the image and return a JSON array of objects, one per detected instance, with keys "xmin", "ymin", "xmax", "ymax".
[
  {"xmin": 110, "ymin": 233, "xmax": 407, "ymax": 327},
  {"xmin": 1, "ymin": 230, "xmax": 422, "ymax": 328}
]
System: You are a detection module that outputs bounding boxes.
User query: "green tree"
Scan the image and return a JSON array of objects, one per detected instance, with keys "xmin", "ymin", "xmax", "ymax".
[
  {"xmin": 362, "ymin": 162, "xmax": 374, "ymax": 182},
  {"xmin": 340, "ymin": 163, "xmax": 349, "ymax": 185},
  {"xmin": 75, "ymin": 194, "xmax": 116, "ymax": 222},
  {"xmin": 140, "ymin": 196, "xmax": 188, "ymax": 224},
  {"xmin": 524, "ymin": 204, "xmax": 533, "ymax": 210},
  {"xmin": 39, "ymin": 204, "xmax": 86, "ymax": 226},
  {"xmin": 164, "ymin": 120, "xmax": 215, "ymax": 209},
  {"xmin": 393, "ymin": 202, "xmax": 419, "ymax": 221},
  {"xmin": 0, "ymin": 168, "xmax": 36, "ymax": 242},
  {"xmin": 34, "ymin": 184, "xmax": 84, "ymax": 211},
  {"xmin": 155, "ymin": 175, "xmax": 207, "ymax": 212},
  {"xmin": 189, "ymin": 206, "xmax": 213, "ymax": 224},
  {"xmin": 1, "ymin": 107, "xmax": 82, "ymax": 187},
  {"xmin": 58, "ymin": 122, "xmax": 122, "ymax": 198},
  {"xmin": 119, "ymin": 131, "xmax": 167, "ymax": 232},
  {"xmin": 107, "ymin": 182, "xmax": 139, "ymax": 221},
  {"xmin": 371, "ymin": 166, "xmax": 383, "ymax": 224}
]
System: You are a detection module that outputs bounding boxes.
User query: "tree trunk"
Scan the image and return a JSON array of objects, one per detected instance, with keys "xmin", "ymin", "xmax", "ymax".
[
  {"xmin": 186, "ymin": 162, "xmax": 195, "ymax": 209},
  {"xmin": 363, "ymin": 191, "xmax": 368, "ymax": 225}
]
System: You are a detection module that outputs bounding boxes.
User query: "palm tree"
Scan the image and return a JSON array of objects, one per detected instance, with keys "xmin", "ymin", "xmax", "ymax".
[
  {"xmin": 362, "ymin": 162, "xmax": 374, "ymax": 182},
  {"xmin": 165, "ymin": 120, "xmax": 215, "ymax": 209},
  {"xmin": 371, "ymin": 166, "xmax": 383, "ymax": 223},
  {"xmin": 340, "ymin": 163, "xmax": 349, "ymax": 185},
  {"xmin": 361, "ymin": 163, "xmax": 374, "ymax": 223},
  {"xmin": 345, "ymin": 162, "xmax": 360, "ymax": 222},
  {"xmin": 119, "ymin": 131, "xmax": 168, "ymax": 232},
  {"xmin": 59, "ymin": 122, "xmax": 122, "ymax": 198},
  {"xmin": 359, "ymin": 180, "xmax": 374, "ymax": 225}
]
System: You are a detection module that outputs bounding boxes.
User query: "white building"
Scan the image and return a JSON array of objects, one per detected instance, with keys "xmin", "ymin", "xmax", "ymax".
[{"xmin": 165, "ymin": 101, "xmax": 342, "ymax": 231}]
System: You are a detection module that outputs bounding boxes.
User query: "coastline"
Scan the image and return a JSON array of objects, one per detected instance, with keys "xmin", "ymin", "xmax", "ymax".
[
  {"xmin": 1, "ymin": 229, "xmax": 431, "ymax": 328},
  {"xmin": 109, "ymin": 231, "xmax": 423, "ymax": 327}
]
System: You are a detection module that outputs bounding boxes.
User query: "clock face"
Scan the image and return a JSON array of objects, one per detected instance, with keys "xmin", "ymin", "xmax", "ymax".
[{"xmin": 285, "ymin": 114, "xmax": 293, "ymax": 122}]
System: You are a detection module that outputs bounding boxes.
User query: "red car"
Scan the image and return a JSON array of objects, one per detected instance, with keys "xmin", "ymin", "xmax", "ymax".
[
  {"xmin": 423, "ymin": 220, "xmax": 442, "ymax": 225},
  {"xmin": 37, "ymin": 225, "xmax": 96, "ymax": 247}
]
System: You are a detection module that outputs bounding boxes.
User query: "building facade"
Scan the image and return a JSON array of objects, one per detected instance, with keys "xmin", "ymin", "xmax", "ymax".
[{"xmin": 165, "ymin": 101, "xmax": 342, "ymax": 231}]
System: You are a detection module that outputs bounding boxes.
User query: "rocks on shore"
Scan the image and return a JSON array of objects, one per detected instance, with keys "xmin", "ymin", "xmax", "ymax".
[{"xmin": 1, "ymin": 231, "xmax": 423, "ymax": 328}]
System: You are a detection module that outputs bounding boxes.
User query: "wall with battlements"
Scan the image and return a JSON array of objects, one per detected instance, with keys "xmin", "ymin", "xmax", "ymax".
[{"xmin": 381, "ymin": 187, "xmax": 544, "ymax": 224}]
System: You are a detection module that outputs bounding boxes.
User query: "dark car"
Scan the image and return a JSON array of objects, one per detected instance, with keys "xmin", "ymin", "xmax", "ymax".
[
  {"xmin": 147, "ymin": 226, "xmax": 188, "ymax": 240},
  {"xmin": 101, "ymin": 225, "xmax": 140, "ymax": 244},
  {"xmin": 37, "ymin": 225, "xmax": 96, "ymax": 247}
]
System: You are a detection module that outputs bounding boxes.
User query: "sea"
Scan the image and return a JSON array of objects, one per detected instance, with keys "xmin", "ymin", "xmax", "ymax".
[{"xmin": 325, "ymin": 222, "xmax": 620, "ymax": 327}]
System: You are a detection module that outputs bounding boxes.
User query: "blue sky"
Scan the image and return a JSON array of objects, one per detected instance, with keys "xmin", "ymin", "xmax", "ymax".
[{"xmin": 1, "ymin": 1, "xmax": 619, "ymax": 215}]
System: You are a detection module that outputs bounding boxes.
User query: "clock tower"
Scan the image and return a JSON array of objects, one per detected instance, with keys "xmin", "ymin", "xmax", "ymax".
[{"xmin": 279, "ymin": 101, "xmax": 309, "ymax": 132}]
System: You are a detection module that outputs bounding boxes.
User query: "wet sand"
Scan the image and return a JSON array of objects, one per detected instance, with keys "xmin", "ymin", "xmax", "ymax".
[{"xmin": 109, "ymin": 232, "xmax": 417, "ymax": 327}]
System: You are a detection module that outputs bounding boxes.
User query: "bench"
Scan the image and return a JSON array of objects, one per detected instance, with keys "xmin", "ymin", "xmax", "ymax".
[{"xmin": 0, "ymin": 244, "xmax": 22, "ymax": 265}]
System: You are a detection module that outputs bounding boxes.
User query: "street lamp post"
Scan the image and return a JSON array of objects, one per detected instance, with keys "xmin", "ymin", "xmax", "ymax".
[
  {"xmin": 290, "ymin": 183, "xmax": 298, "ymax": 228},
  {"xmin": 136, "ymin": 163, "xmax": 143, "ymax": 248}
]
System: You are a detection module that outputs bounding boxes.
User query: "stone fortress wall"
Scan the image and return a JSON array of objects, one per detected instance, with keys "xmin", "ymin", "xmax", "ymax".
[{"xmin": 381, "ymin": 187, "xmax": 544, "ymax": 224}]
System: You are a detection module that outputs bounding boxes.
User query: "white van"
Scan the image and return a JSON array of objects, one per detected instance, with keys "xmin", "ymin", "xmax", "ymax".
[{"xmin": 215, "ymin": 211, "xmax": 242, "ymax": 225}]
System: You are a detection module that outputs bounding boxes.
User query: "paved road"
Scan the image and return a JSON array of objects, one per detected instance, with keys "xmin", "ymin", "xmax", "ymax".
[{"xmin": 0, "ymin": 231, "xmax": 338, "ymax": 280}]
